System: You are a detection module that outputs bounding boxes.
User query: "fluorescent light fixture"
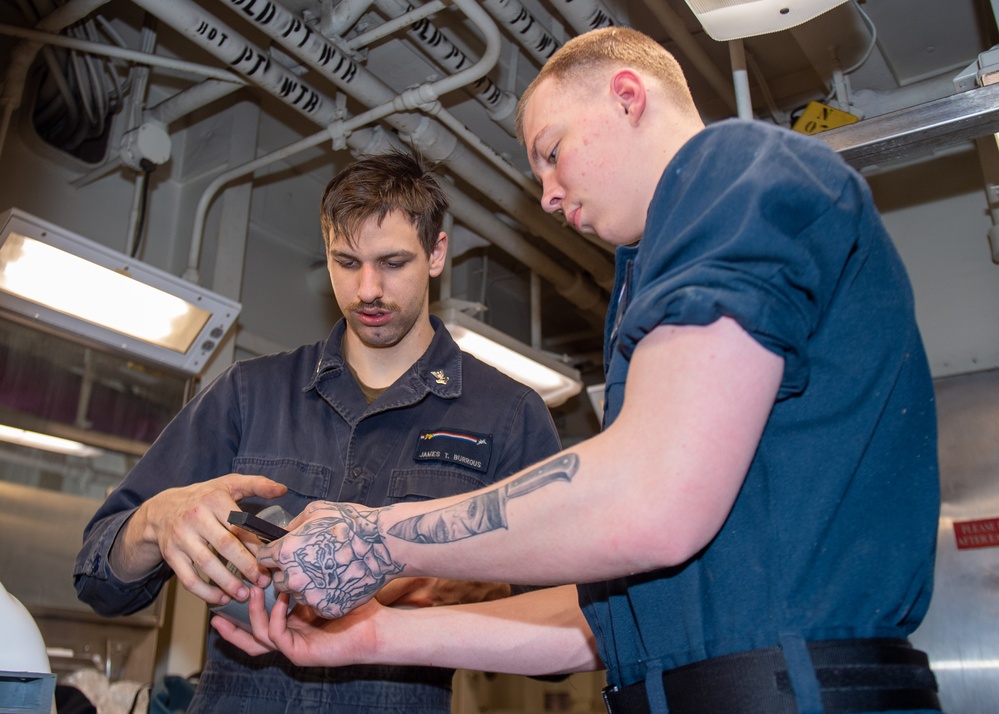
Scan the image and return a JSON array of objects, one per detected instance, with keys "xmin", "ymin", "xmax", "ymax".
[
  {"xmin": 0, "ymin": 208, "xmax": 240, "ymax": 375},
  {"xmin": 434, "ymin": 305, "xmax": 582, "ymax": 407},
  {"xmin": 683, "ymin": 0, "xmax": 848, "ymax": 41},
  {"xmin": 0, "ymin": 424, "xmax": 102, "ymax": 458}
]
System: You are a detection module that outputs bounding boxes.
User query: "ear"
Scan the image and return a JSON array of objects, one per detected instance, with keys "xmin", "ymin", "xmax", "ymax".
[
  {"xmin": 428, "ymin": 231, "xmax": 448, "ymax": 277},
  {"xmin": 610, "ymin": 69, "xmax": 647, "ymax": 126}
]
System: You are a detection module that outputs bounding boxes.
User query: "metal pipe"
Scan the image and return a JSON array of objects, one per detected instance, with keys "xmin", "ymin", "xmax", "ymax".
[
  {"xmin": 371, "ymin": 0, "xmax": 518, "ymax": 135},
  {"xmin": 128, "ymin": 0, "xmax": 341, "ymax": 125},
  {"xmin": 548, "ymin": 0, "xmax": 615, "ymax": 33},
  {"xmin": 0, "ymin": 23, "xmax": 248, "ymax": 83},
  {"xmin": 729, "ymin": 39, "xmax": 753, "ymax": 120},
  {"xmin": 322, "ymin": 0, "xmax": 376, "ymax": 37},
  {"xmin": 147, "ymin": 79, "xmax": 244, "ymax": 126},
  {"xmin": 345, "ymin": 1, "xmax": 446, "ymax": 51},
  {"xmin": 480, "ymin": 0, "xmax": 559, "ymax": 65}
]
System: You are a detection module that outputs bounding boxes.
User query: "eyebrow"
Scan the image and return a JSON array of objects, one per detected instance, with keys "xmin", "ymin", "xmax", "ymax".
[{"xmin": 330, "ymin": 249, "xmax": 418, "ymax": 262}]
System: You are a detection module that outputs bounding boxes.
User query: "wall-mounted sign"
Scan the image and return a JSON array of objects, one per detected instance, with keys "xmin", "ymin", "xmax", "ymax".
[{"xmin": 953, "ymin": 517, "xmax": 999, "ymax": 550}]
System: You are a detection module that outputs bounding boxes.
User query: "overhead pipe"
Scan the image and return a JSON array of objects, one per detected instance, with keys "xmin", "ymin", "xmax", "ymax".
[
  {"xmin": 322, "ymin": 0, "xmax": 376, "ymax": 37},
  {"xmin": 371, "ymin": 0, "xmax": 519, "ymax": 135},
  {"xmin": 0, "ymin": 23, "xmax": 249, "ymax": 83},
  {"xmin": 480, "ymin": 0, "xmax": 560, "ymax": 65},
  {"xmin": 146, "ymin": 78, "xmax": 245, "ymax": 126},
  {"xmin": 128, "ymin": 0, "xmax": 343, "ymax": 126},
  {"xmin": 548, "ymin": 0, "xmax": 615, "ymax": 34},
  {"xmin": 208, "ymin": 0, "xmax": 616, "ymax": 285}
]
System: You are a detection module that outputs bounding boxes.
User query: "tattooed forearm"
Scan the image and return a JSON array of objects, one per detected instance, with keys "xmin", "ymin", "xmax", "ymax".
[{"xmin": 388, "ymin": 453, "xmax": 579, "ymax": 544}]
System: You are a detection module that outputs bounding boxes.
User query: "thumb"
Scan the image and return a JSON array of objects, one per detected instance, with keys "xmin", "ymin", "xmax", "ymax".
[{"xmin": 220, "ymin": 473, "xmax": 289, "ymax": 501}]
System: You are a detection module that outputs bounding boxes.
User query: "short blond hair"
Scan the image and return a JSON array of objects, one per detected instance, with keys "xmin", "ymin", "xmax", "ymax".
[{"xmin": 515, "ymin": 27, "xmax": 696, "ymax": 144}]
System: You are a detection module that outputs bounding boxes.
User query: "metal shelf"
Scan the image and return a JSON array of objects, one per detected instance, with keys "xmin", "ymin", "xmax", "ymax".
[{"xmin": 818, "ymin": 82, "xmax": 999, "ymax": 169}]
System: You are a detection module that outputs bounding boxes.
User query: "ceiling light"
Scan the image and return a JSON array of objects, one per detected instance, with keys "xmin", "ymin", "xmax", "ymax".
[
  {"xmin": 683, "ymin": 0, "xmax": 848, "ymax": 41},
  {"xmin": 434, "ymin": 305, "xmax": 582, "ymax": 407},
  {"xmin": 0, "ymin": 424, "xmax": 102, "ymax": 458},
  {"xmin": 0, "ymin": 208, "xmax": 240, "ymax": 375}
]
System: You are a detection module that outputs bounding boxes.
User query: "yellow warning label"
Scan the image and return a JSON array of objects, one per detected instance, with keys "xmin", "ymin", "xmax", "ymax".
[{"xmin": 792, "ymin": 101, "xmax": 859, "ymax": 135}]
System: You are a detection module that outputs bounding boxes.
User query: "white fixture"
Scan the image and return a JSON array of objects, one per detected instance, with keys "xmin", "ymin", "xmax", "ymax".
[
  {"xmin": 683, "ymin": 0, "xmax": 848, "ymax": 41},
  {"xmin": 0, "ymin": 424, "xmax": 102, "ymax": 458},
  {"xmin": 0, "ymin": 208, "xmax": 240, "ymax": 375},
  {"xmin": 434, "ymin": 305, "xmax": 582, "ymax": 407}
]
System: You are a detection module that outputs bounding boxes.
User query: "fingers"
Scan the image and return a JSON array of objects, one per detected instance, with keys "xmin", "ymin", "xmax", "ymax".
[
  {"xmin": 218, "ymin": 473, "xmax": 288, "ymax": 502},
  {"xmin": 143, "ymin": 476, "xmax": 291, "ymax": 605}
]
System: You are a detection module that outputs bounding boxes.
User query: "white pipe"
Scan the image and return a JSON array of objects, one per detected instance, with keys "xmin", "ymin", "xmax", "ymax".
[
  {"xmin": 128, "ymin": 0, "xmax": 341, "ymax": 125},
  {"xmin": 186, "ymin": 128, "xmax": 340, "ymax": 281},
  {"xmin": 429, "ymin": 104, "xmax": 539, "ymax": 198},
  {"xmin": 729, "ymin": 39, "xmax": 753, "ymax": 120},
  {"xmin": 372, "ymin": 0, "xmax": 518, "ymax": 134},
  {"xmin": 346, "ymin": 1, "xmax": 446, "ymax": 51},
  {"xmin": 0, "ymin": 23, "xmax": 248, "ymax": 83},
  {"xmin": 323, "ymin": 0, "xmax": 376, "ymax": 37},
  {"xmin": 147, "ymin": 79, "xmax": 243, "ymax": 126},
  {"xmin": 548, "ymin": 0, "xmax": 615, "ymax": 33},
  {"xmin": 480, "ymin": 0, "xmax": 560, "ymax": 65}
]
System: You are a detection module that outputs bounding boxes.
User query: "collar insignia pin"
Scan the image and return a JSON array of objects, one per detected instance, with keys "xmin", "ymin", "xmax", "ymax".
[{"xmin": 431, "ymin": 370, "xmax": 449, "ymax": 385}]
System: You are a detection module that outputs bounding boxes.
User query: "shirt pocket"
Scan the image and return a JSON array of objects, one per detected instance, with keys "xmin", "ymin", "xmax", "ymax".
[
  {"xmin": 387, "ymin": 467, "xmax": 490, "ymax": 504},
  {"xmin": 231, "ymin": 456, "xmax": 332, "ymax": 500}
]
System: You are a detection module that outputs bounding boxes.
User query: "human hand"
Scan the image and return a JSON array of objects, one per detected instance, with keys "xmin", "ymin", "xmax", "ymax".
[
  {"xmin": 376, "ymin": 577, "xmax": 511, "ymax": 608},
  {"xmin": 121, "ymin": 474, "xmax": 287, "ymax": 606},
  {"xmin": 211, "ymin": 584, "xmax": 381, "ymax": 667},
  {"xmin": 257, "ymin": 501, "xmax": 403, "ymax": 618}
]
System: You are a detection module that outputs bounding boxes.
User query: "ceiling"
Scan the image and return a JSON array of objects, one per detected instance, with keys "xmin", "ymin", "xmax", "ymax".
[{"xmin": 0, "ymin": 0, "xmax": 996, "ymax": 396}]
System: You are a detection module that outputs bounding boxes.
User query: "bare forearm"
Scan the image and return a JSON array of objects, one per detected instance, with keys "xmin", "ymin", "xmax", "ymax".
[{"xmin": 372, "ymin": 585, "xmax": 599, "ymax": 675}]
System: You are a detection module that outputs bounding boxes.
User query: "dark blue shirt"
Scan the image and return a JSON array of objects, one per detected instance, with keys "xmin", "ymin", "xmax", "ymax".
[
  {"xmin": 580, "ymin": 121, "xmax": 939, "ymax": 693},
  {"xmin": 75, "ymin": 316, "xmax": 561, "ymax": 710}
]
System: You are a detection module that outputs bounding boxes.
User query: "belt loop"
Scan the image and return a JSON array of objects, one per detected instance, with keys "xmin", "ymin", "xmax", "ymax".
[
  {"xmin": 643, "ymin": 659, "xmax": 669, "ymax": 714},
  {"xmin": 779, "ymin": 632, "xmax": 823, "ymax": 714}
]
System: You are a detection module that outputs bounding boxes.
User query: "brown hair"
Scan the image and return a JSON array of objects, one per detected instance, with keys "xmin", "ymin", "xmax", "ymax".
[
  {"xmin": 320, "ymin": 151, "xmax": 449, "ymax": 257},
  {"xmin": 515, "ymin": 27, "xmax": 696, "ymax": 143}
]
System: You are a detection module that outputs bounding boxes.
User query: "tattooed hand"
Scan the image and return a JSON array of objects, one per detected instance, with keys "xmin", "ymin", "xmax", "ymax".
[{"xmin": 257, "ymin": 503, "xmax": 402, "ymax": 619}]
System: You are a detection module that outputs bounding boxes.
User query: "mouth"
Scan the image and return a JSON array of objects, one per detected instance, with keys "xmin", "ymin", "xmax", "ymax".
[
  {"xmin": 355, "ymin": 308, "xmax": 392, "ymax": 327},
  {"xmin": 566, "ymin": 207, "xmax": 582, "ymax": 231}
]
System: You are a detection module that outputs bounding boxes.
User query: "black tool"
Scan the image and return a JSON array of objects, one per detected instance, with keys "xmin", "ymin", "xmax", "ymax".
[{"xmin": 228, "ymin": 511, "xmax": 289, "ymax": 543}]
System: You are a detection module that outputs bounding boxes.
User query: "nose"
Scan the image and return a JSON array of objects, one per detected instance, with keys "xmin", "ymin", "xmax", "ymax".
[
  {"xmin": 357, "ymin": 264, "xmax": 383, "ymax": 304},
  {"xmin": 540, "ymin": 177, "xmax": 564, "ymax": 215}
]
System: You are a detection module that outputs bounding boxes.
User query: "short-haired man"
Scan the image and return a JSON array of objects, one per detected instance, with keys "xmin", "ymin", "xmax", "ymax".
[
  {"xmin": 217, "ymin": 28, "xmax": 942, "ymax": 714},
  {"xmin": 74, "ymin": 152, "xmax": 562, "ymax": 713}
]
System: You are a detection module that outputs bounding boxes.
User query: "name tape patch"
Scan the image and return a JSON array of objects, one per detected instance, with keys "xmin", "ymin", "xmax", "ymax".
[{"xmin": 415, "ymin": 429, "xmax": 492, "ymax": 473}]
